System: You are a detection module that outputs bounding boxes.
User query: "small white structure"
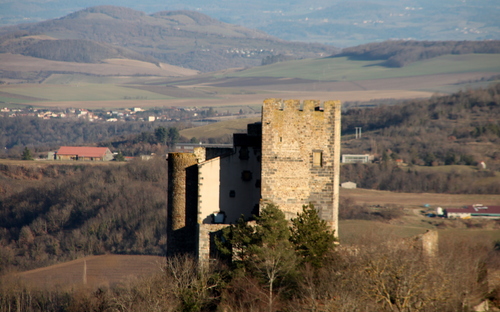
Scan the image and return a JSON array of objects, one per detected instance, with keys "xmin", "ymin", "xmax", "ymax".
[
  {"xmin": 436, "ymin": 207, "xmax": 443, "ymax": 216},
  {"xmin": 341, "ymin": 181, "xmax": 357, "ymax": 189},
  {"xmin": 342, "ymin": 154, "xmax": 372, "ymax": 163}
]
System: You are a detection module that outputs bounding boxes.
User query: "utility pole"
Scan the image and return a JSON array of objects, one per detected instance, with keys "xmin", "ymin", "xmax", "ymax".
[{"xmin": 355, "ymin": 127, "xmax": 362, "ymax": 139}]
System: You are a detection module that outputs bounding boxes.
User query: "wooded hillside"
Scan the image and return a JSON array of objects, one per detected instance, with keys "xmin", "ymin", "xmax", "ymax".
[
  {"xmin": 0, "ymin": 159, "xmax": 167, "ymax": 275},
  {"xmin": 341, "ymin": 83, "xmax": 500, "ymax": 193},
  {"xmin": 0, "ymin": 32, "xmax": 158, "ymax": 64},
  {"xmin": 336, "ymin": 40, "xmax": 500, "ymax": 67}
]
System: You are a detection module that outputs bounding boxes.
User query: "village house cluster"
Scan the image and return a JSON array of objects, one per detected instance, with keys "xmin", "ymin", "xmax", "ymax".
[{"xmin": 0, "ymin": 106, "xmax": 223, "ymax": 122}]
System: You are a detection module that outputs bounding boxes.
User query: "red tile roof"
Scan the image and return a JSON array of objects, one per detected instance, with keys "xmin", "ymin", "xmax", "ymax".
[
  {"xmin": 57, "ymin": 146, "xmax": 110, "ymax": 158},
  {"xmin": 446, "ymin": 205, "xmax": 500, "ymax": 214}
]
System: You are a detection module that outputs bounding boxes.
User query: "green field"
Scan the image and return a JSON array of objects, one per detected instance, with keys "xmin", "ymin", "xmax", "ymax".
[
  {"xmin": 43, "ymin": 74, "xmax": 149, "ymax": 85},
  {"xmin": 0, "ymin": 84, "xmax": 174, "ymax": 102},
  {"xmin": 226, "ymin": 54, "xmax": 500, "ymax": 81},
  {"xmin": 0, "ymin": 96, "xmax": 37, "ymax": 104}
]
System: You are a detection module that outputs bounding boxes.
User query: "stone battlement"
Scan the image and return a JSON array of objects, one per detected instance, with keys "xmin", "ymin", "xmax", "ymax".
[{"xmin": 263, "ymin": 98, "xmax": 341, "ymax": 113}]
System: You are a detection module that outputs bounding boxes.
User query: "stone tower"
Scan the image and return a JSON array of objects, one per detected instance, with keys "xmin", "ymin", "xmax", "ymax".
[
  {"xmin": 260, "ymin": 99, "xmax": 342, "ymax": 236},
  {"xmin": 166, "ymin": 153, "xmax": 199, "ymax": 257},
  {"xmin": 166, "ymin": 98, "xmax": 342, "ymax": 262}
]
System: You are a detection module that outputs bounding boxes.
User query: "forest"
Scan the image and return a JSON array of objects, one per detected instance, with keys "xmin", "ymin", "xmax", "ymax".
[
  {"xmin": 341, "ymin": 83, "xmax": 500, "ymax": 168},
  {"xmin": 0, "ymin": 158, "xmax": 168, "ymax": 275},
  {"xmin": 0, "ymin": 112, "xmax": 195, "ymax": 158},
  {"xmin": 336, "ymin": 40, "xmax": 500, "ymax": 67}
]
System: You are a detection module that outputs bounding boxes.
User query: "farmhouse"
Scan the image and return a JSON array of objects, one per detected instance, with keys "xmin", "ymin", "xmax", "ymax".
[
  {"xmin": 445, "ymin": 205, "xmax": 500, "ymax": 219},
  {"xmin": 54, "ymin": 146, "xmax": 114, "ymax": 161},
  {"xmin": 167, "ymin": 99, "xmax": 342, "ymax": 263}
]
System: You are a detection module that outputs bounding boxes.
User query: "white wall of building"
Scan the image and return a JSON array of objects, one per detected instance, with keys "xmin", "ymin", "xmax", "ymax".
[
  {"xmin": 197, "ymin": 146, "xmax": 261, "ymax": 224},
  {"xmin": 198, "ymin": 157, "xmax": 221, "ymax": 224}
]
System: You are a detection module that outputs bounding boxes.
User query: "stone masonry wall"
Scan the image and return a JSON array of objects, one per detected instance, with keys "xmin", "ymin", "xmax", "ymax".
[
  {"xmin": 261, "ymin": 99, "xmax": 341, "ymax": 236},
  {"xmin": 198, "ymin": 224, "xmax": 228, "ymax": 266},
  {"xmin": 167, "ymin": 153, "xmax": 199, "ymax": 256}
]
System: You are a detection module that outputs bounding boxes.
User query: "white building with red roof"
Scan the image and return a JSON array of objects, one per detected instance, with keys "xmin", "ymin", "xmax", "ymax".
[
  {"xmin": 445, "ymin": 204, "xmax": 500, "ymax": 219},
  {"xmin": 55, "ymin": 146, "xmax": 114, "ymax": 161}
]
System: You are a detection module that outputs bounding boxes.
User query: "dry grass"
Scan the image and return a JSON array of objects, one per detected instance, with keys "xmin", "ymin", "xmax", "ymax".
[
  {"xmin": 341, "ymin": 188, "xmax": 500, "ymax": 208},
  {"xmin": 340, "ymin": 188, "xmax": 500, "ymax": 245},
  {"xmin": 339, "ymin": 219, "xmax": 431, "ymax": 244},
  {"xmin": 4, "ymin": 255, "xmax": 165, "ymax": 291}
]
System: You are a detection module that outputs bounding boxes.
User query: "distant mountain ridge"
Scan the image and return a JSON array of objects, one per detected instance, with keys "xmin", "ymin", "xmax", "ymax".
[
  {"xmin": 0, "ymin": 6, "xmax": 337, "ymax": 72},
  {"xmin": 1, "ymin": 0, "xmax": 499, "ymax": 47}
]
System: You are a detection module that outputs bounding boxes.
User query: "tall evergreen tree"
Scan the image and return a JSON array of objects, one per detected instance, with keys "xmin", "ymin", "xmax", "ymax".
[
  {"xmin": 154, "ymin": 126, "xmax": 168, "ymax": 144},
  {"xmin": 21, "ymin": 147, "xmax": 33, "ymax": 160},
  {"xmin": 252, "ymin": 204, "xmax": 297, "ymax": 311},
  {"xmin": 216, "ymin": 215, "xmax": 256, "ymax": 270},
  {"xmin": 217, "ymin": 204, "xmax": 297, "ymax": 310},
  {"xmin": 290, "ymin": 204, "xmax": 336, "ymax": 269}
]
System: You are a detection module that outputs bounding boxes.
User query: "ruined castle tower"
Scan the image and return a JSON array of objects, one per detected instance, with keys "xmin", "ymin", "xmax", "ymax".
[{"xmin": 260, "ymin": 99, "xmax": 342, "ymax": 236}]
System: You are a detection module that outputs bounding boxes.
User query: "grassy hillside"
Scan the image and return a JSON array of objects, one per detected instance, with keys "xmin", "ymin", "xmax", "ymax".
[
  {"xmin": 1, "ymin": 84, "xmax": 174, "ymax": 102},
  {"xmin": 0, "ymin": 53, "xmax": 199, "ymax": 85},
  {"xmin": 180, "ymin": 116, "xmax": 261, "ymax": 141},
  {"xmin": 225, "ymin": 54, "xmax": 500, "ymax": 81}
]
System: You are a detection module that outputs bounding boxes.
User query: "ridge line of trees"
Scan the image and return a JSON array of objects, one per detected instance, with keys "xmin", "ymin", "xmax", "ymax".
[{"xmin": 335, "ymin": 40, "xmax": 500, "ymax": 67}]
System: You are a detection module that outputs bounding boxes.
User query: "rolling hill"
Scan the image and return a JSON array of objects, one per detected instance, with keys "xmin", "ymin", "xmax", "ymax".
[{"xmin": 0, "ymin": 6, "xmax": 337, "ymax": 72}]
